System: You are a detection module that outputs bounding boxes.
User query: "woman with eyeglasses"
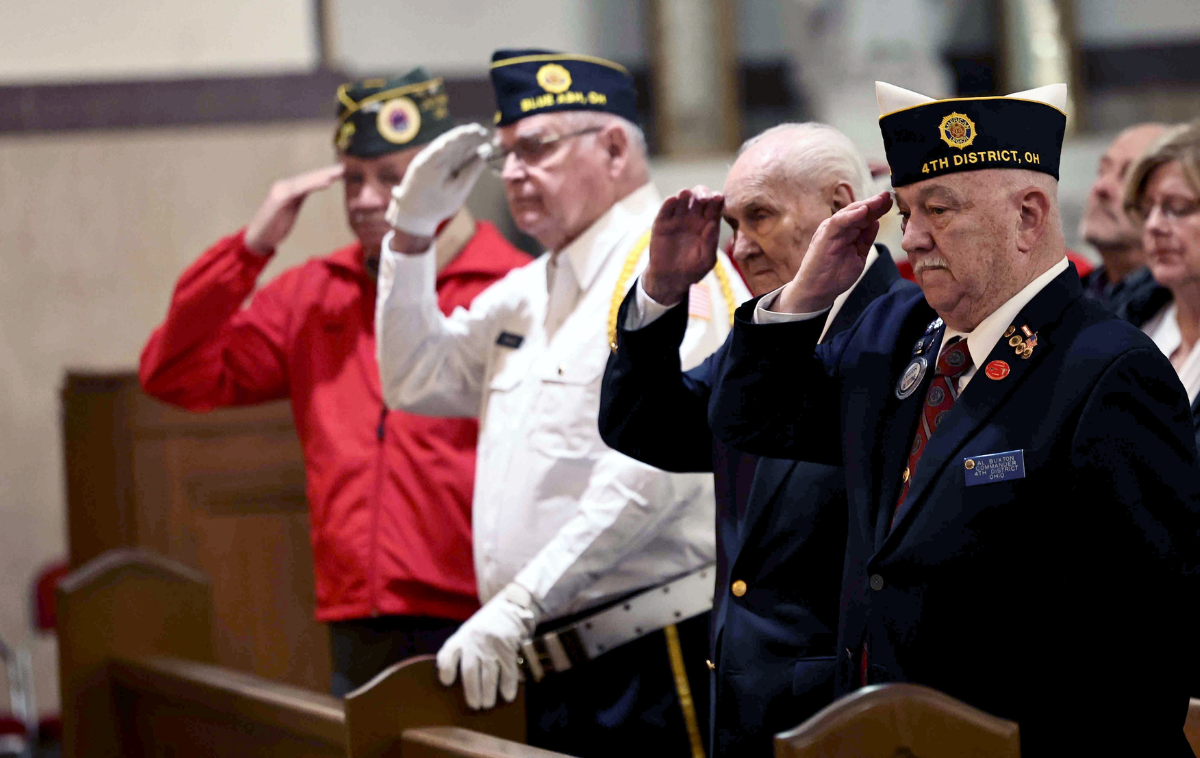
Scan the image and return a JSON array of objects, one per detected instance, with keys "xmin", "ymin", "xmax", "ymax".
[{"xmin": 1124, "ymin": 121, "xmax": 1200, "ymax": 404}]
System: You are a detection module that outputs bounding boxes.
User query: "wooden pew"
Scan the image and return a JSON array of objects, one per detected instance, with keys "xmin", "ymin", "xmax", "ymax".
[
  {"xmin": 1184, "ymin": 698, "xmax": 1200, "ymax": 756},
  {"xmin": 774, "ymin": 682, "xmax": 1021, "ymax": 758},
  {"xmin": 58, "ymin": 549, "xmax": 566, "ymax": 758}
]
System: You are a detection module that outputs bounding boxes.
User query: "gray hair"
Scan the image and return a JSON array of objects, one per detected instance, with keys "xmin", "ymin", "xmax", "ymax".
[{"xmin": 738, "ymin": 122, "xmax": 871, "ymax": 201}]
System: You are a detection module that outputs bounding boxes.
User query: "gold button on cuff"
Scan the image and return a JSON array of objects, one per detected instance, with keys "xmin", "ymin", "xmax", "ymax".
[
  {"xmin": 901, "ymin": 467, "xmax": 910, "ymax": 483},
  {"xmin": 706, "ymin": 659, "xmax": 716, "ymax": 671},
  {"xmin": 964, "ymin": 459, "xmax": 975, "ymax": 470},
  {"xmin": 731, "ymin": 580, "xmax": 747, "ymax": 597}
]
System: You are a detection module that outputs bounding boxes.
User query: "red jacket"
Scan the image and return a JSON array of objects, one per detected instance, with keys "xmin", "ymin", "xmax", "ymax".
[{"xmin": 140, "ymin": 222, "xmax": 530, "ymax": 622}]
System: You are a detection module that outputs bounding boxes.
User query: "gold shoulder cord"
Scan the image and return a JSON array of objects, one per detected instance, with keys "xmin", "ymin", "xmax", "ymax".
[
  {"xmin": 608, "ymin": 230, "xmax": 739, "ymax": 353},
  {"xmin": 664, "ymin": 623, "xmax": 707, "ymax": 758}
]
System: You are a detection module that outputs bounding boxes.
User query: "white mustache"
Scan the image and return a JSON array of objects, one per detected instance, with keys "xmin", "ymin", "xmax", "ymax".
[{"xmin": 912, "ymin": 256, "xmax": 950, "ymax": 274}]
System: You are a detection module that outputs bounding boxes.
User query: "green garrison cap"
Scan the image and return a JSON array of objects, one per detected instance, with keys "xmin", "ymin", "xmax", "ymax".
[
  {"xmin": 334, "ymin": 68, "xmax": 453, "ymax": 157},
  {"xmin": 489, "ymin": 49, "xmax": 639, "ymax": 127},
  {"xmin": 876, "ymin": 81, "xmax": 1068, "ymax": 187}
]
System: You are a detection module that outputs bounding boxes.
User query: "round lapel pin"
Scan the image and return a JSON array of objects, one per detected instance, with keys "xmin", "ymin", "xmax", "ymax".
[
  {"xmin": 895, "ymin": 356, "xmax": 929, "ymax": 399},
  {"xmin": 985, "ymin": 360, "xmax": 1010, "ymax": 380}
]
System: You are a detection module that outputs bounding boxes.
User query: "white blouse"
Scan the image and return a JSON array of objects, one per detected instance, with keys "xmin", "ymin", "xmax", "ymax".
[{"xmin": 1142, "ymin": 302, "xmax": 1200, "ymax": 402}]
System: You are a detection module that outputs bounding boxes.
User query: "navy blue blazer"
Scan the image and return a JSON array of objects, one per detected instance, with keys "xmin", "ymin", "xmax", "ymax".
[
  {"xmin": 709, "ymin": 264, "xmax": 1200, "ymax": 757},
  {"xmin": 600, "ymin": 249, "xmax": 910, "ymax": 756}
]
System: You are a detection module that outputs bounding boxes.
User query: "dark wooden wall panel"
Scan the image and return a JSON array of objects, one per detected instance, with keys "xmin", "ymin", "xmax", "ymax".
[{"xmin": 62, "ymin": 372, "xmax": 330, "ymax": 691}]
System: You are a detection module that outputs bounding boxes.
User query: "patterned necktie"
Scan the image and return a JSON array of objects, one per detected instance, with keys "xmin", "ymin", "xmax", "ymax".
[{"xmin": 891, "ymin": 336, "xmax": 973, "ymax": 530}]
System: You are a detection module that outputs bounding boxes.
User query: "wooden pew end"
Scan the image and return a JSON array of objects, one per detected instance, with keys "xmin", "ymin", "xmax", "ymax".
[
  {"xmin": 344, "ymin": 656, "xmax": 526, "ymax": 758},
  {"xmin": 774, "ymin": 683, "xmax": 1020, "ymax": 758}
]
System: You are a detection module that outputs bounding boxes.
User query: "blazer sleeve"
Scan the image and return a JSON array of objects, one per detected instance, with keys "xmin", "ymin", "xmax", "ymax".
[
  {"xmin": 599, "ymin": 287, "xmax": 718, "ymax": 473},
  {"xmin": 709, "ymin": 296, "xmax": 845, "ymax": 465}
]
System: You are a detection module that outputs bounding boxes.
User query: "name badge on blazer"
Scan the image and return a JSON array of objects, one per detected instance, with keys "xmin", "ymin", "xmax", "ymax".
[
  {"xmin": 496, "ymin": 331, "xmax": 524, "ymax": 349},
  {"xmin": 963, "ymin": 450, "xmax": 1025, "ymax": 486}
]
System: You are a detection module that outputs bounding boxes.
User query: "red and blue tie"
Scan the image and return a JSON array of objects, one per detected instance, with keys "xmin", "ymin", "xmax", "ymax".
[
  {"xmin": 892, "ymin": 336, "xmax": 972, "ymax": 529},
  {"xmin": 861, "ymin": 336, "xmax": 974, "ymax": 687}
]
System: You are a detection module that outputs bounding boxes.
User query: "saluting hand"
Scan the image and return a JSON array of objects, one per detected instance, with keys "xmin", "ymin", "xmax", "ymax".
[
  {"xmin": 641, "ymin": 186, "xmax": 724, "ymax": 306},
  {"xmin": 386, "ymin": 123, "xmax": 490, "ymax": 241},
  {"xmin": 244, "ymin": 164, "xmax": 345, "ymax": 254},
  {"xmin": 775, "ymin": 191, "xmax": 892, "ymax": 314}
]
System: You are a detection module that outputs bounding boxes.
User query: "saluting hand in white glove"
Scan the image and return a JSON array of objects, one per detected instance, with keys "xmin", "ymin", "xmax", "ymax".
[
  {"xmin": 385, "ymin": 123, "xmax": 491, "ymax": 238},
  {"xmin": 436, "ymin": 583, "xmax": 538, "ymax": 710}
]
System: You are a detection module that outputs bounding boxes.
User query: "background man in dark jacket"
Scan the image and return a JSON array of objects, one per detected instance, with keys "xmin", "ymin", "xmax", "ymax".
[
  {"xmin": 1079, "ymin": 123, "xmax": 1171, "ymax": 325},
  {"xmin": 600, "ymin": 122, "xmax": 912, "ymax": 756}
]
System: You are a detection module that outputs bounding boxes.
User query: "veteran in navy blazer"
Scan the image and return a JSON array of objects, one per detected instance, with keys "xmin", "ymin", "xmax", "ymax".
[
  {"xmin": 600, "ymin": 124, "xmax": 913, "ymax": 756},
  {"xmin": 708, "ymin": 83, "xmax": 1200, "ymax": 756}
]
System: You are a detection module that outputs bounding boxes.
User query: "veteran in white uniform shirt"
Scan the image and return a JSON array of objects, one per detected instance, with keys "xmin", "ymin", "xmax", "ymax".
[{"xmin": 374, "ymin": 49, "xmax": 747, "ymax": 758}]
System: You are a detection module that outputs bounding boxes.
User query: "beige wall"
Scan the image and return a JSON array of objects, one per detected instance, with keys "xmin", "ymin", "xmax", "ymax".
[
  {"xmin": 0, "ymin": 0, "xmax": 317, "ymax": 82},
  {"xmin": 0, "ymin": 120, "xmax": 518, "ymax": 713}
]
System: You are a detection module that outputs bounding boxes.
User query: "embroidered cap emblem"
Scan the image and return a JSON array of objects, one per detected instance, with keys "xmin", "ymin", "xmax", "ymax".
[
  {"xmin": 536, "ymin": 64, "xmax": 573, "ymax": 94},
  {"xmin": 938, "ymin": 112, "xmax": 977, "ymax": 149},
  {"xmin": 377, "ymin": 97, "xmax": 421, "ymax": 145}
]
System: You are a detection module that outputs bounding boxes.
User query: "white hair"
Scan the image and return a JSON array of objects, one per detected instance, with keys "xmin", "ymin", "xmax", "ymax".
[
  {"xmin": 739, "ymin": 122, "xmax": 871, "ymax": 201},
  {"xmin": 555, "ymin": 110, "xmax": 648, "ymax": 160}
]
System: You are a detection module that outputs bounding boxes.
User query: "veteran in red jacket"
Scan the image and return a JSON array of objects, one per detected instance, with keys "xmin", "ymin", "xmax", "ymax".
[{"xmin": 139, "ymin": 69, "xmax": 531, "ymax": 696}]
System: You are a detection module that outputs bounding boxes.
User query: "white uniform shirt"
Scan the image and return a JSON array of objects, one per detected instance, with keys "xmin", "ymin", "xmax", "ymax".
[{"xmin": 375, "ymin": 183, "xmax": 750, "ymax": 620}]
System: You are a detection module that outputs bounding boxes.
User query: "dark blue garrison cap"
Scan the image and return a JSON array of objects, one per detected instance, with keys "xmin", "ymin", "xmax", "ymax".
[{"xmin": 489, "ymin": 49, "xmax": 639, "ymax": 127}]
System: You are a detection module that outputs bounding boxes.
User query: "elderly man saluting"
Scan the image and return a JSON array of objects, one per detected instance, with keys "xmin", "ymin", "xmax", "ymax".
[
  {"xmin": 704, "ymin": 83, "xmax": 1200, "ymax": 755},
  {"xmin": 375, "ymin": 50, "xmax": 747, "ymax": 757},
  {"xmin": 599, "ymin": 122, "xmax": 911, "ymax": 756}
]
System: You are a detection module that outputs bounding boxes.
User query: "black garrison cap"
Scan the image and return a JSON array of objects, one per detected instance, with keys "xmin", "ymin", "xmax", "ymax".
[
  {"xmin": 876, "ymin": 81, "xmax": 1068, "ymax": 188},
  {"xmin": 334, "ymin": 68, "xmax": 453, "ymax": 157}
]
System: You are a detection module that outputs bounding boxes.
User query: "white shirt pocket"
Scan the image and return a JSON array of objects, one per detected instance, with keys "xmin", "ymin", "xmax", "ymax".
[{"xmin": 529, "ymin": 352, "xmax": 608, "ymax": 460}]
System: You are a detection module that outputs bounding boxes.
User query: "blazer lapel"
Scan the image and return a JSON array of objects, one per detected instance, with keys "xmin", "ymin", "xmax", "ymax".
[
  {"xmin": 737, "ymin": 457, "xmax": 798, "ymax": 550},
  {"xmin": 882, "ymin": 269, "xmax": 1081, "ymax": 547}
]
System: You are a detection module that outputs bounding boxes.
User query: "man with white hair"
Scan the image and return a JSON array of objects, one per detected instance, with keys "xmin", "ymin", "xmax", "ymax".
[
  {"xmin": 701, "ymin": 83, "xmax": 1200, "ymax": 754},
  {"xmin": 599, "ymin": 122, "xmax": 911, "ymax": 756},
  {"xmin": 375, "ymin": 49, "xmax": 748, "ymax": 756}
]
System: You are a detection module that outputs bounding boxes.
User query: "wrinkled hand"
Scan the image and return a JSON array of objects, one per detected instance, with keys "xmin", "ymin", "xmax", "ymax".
[
  {"xmin": 776, "ymin": 191, "xmax": 893, "ymax": 314},
  {"xmin": 244, "ymin": 164, "xmax": 345, "ymax": 254},
  {"xmin": 386, "ymin": 123, "xmax": 490, "ymax": 238},
  {"xmin": 642, "ymin": 186, "xmax": 724, "ymax": 306},
  {"xmin": 436, "ymin": 583, "xmax": 537, "ymax": 710}
]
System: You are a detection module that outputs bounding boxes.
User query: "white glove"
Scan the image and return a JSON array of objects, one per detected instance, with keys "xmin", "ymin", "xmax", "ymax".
[
  {"xmin": 385, "ymin": 123, "xmax": 491, "ymax": 237},
  {"xmin": 436, "ymin": 583, "xmax": 538, "ymax": 710}
]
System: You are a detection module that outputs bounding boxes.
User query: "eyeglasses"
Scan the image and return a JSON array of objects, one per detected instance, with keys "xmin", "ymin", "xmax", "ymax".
[
  {"xmin": 485, "ymin": 127, "xmax": 604, "ymax": 175},
  {"xmin": 1126, "ymin": 194, "xmax": 1200, "ymax": 224}
]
